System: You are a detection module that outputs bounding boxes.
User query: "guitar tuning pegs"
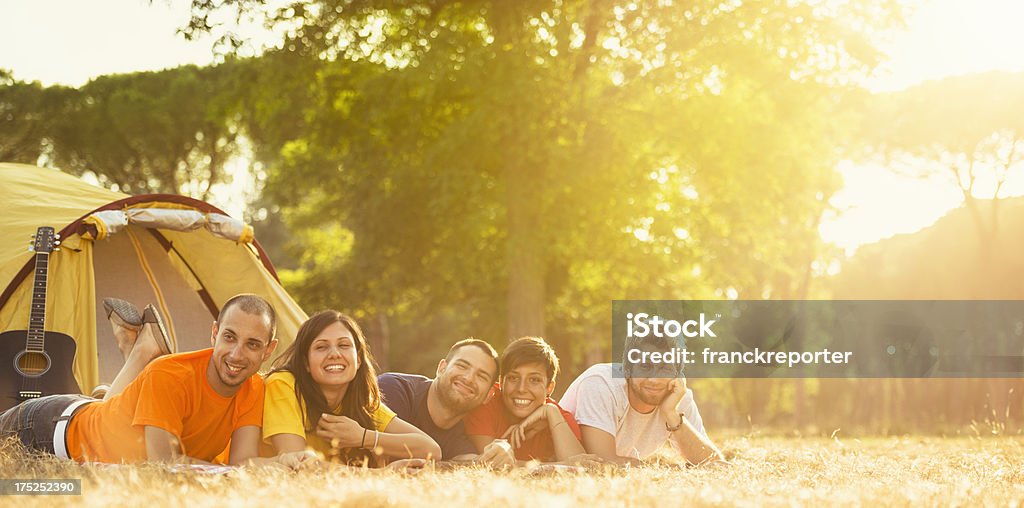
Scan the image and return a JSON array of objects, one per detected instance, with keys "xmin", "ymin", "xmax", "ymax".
[
  {"xmin": 55, "ymin": 234, "xmax": 61, "ymax": 239},
  {"xmin": 54, "ymin": 247, "xmax": 61, "ymax": 252},
  {"xmin": 54, "ymin": 240, "xmax": 61, "ymax": 246}
]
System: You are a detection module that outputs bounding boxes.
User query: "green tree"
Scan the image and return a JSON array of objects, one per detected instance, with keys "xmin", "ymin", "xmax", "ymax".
[
  {"xmin": 47, "ymin": 65, "xmax": 245, "ymax": 198},
  {"xmin": 0, "ymin": 70, "xmax": 72, "ymax": 163},
  {"xmin": 185, "ymin": 1, "xmax": 905, "ymax": 368}
]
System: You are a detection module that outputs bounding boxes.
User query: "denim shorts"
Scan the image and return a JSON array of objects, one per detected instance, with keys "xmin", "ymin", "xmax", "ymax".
[{"xmin": 0, "ymin": 394, "xmax": 96, "ymax": 458}]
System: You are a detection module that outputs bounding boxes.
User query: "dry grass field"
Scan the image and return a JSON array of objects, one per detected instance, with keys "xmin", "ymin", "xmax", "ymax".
[{"xmin": 3, "ymin": 435, "xmax": 1023, "ymax": 507}]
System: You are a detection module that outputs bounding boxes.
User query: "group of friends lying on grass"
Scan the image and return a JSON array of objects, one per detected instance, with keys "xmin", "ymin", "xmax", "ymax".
[{"xmin": 0, "ymin": 294, "xmax": 723, "ymax": 471}]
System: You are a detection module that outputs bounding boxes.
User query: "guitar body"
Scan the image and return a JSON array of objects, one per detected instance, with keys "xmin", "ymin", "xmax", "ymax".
[
  {"xmin": 0, "ymin": 330, "xmax": 81, "ymax": 412},
  {"xmin": 0, "ymin": 226, "xmax": 81, "ymax": 413}
]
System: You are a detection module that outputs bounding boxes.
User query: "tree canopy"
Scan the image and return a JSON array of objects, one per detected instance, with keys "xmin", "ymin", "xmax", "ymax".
[
  {"xmin": 1, "ymin": 0, "xmax": 908, "ymax": 372},
  {"xmin": 169, "ymin": 1, "xmax": 907, "ymax": 370},
  {"xmin": 1, "ymin": 64, "xmax": 248, "ymax": 198}
]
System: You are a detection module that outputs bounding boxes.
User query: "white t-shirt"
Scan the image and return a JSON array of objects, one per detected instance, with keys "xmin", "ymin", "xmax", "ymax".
[{"xmin": 559, "ymin": 363, "xmax": 706, "ymax": 460}]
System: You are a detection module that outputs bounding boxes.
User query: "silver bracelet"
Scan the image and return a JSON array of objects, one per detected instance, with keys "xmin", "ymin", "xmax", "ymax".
[{"xmin": 372, "ymin": 430, "xmax": 380, "ymax": 450}]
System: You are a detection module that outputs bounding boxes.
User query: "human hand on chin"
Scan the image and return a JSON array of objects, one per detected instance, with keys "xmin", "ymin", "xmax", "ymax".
[
  {"xmin": 501, "ymin": 404, "xmax": 550, "ymax": 449},
  {"xmin": 658, "ymin": 377, "xmax": 687, "ymax": 423}
]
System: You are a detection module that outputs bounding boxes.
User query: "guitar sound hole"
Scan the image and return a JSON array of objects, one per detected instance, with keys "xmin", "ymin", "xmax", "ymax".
[{"xmin": 15, "ymin": 351, "xmax": 51, "ymax": 376}]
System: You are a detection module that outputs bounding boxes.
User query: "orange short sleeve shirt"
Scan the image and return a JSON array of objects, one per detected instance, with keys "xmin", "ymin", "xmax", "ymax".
[{"xmin": 66, "ymin": 348, "xmax": 264, "ymax": 463}]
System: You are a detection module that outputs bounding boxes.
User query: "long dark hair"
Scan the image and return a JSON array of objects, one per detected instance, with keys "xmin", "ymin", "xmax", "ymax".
[{"xmin": 271, "ymin": 310, "xmax": 382, "ymax": 439}]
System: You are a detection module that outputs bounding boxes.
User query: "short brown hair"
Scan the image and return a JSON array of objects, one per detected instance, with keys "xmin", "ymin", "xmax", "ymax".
[
  {"xmin": 500, "ymin": 336, "xmax": 559, "ymax": 382},
  {"xmin": 217, "ymin": 294, "xmax": 277, "ymax": 342},
  {"xmin": 622, "ymin": 335, "xmax": 682, "ymax": 377},
  {"xmin": 445, "ymin": 338, "xmax": 497, "ymax": 363}
]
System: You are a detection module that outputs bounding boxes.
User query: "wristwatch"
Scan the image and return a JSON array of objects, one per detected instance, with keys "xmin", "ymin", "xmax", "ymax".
[{"xmin": 665, "ymin": 413, "xmax": 686, "ymax": 432}]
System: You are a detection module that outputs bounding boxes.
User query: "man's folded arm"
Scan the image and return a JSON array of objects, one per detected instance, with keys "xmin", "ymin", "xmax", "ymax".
[
  {"xmin": 143, "ymin": 426, "xmax": 212, "ymax": 464},
  {"xmin": 579, "ymin": 425, "xmax": 640, "ymax": 465}
]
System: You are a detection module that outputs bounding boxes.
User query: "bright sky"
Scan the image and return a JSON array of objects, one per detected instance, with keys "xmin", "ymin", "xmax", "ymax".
[
  {"xmin": 2, "ymin": 0, "xmax": 1024, "ymax": 251},
  {"xmin": 823, "ymin": 0, "xmax": 1024, "ymax": 253},
  {"xmin": 0, "ymin": 0, "xmax": 272, "ymax": 218},
  {"xmin": 0, "ymin": 0, "xmax": 217, "ymax": 87}
]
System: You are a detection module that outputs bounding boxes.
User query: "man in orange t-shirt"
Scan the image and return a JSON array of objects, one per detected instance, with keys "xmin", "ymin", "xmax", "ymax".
[{"xmin": 0, "ymin": 294, "xmax": 285, "ymax": 465}]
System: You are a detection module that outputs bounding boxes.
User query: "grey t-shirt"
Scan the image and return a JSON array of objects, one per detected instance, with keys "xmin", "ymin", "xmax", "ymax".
[{"xmin": 559, "ymin": 363, "xmax": 706, "ymax": 460}]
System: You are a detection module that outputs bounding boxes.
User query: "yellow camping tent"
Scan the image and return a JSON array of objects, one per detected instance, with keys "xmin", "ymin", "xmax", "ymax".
[{"xmin": 0, "ymin": 163, "xmax": 307, "ymax": 393}]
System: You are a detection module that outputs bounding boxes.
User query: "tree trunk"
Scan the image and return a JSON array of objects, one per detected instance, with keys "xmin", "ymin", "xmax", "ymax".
[
  {"xmin": 364, "ymin": 311, "xmax": 390, "ymax": 372},
  {"xmin": 505, "ymin": 167, "xmax": 546, "ymax": 340},
  {"xmin": 487, "ymin": 3, "xmax": 546, "ymax": 341}
]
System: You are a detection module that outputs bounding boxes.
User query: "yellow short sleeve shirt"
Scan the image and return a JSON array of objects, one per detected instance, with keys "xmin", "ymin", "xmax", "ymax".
[{"xmin": 262, "ymin": 371, "xmax": 396, "ymax": 457}]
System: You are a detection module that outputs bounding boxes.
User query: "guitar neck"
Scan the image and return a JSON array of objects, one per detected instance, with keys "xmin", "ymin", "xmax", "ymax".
[{"xmin": 26, "ymin": 251, "xmax": 48, "ymax": 353}]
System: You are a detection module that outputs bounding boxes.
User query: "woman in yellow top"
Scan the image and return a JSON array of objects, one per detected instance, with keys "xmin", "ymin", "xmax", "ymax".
[{"xmin": 263, "ymin": 310, "xmax": 441, "ymax": 467}]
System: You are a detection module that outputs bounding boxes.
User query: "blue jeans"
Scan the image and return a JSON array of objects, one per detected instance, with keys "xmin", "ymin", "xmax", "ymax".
[{"xmin": 0, "ymin": 394, "xmax": 94, "ymax": 456}]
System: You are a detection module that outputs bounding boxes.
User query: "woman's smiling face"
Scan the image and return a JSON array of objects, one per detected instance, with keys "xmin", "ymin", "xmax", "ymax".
[
  {"xmin": 500, "ymin": 362, "xmax": 554, "ymax": 421},
  {"xmin": 307, "ymin": 321, "xmax": 360, "ymax": 391}
]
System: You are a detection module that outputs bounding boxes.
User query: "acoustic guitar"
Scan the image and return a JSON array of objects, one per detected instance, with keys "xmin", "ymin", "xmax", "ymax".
[{"xmin": 0, "ymin": 227, "xmax": 80, "ymax": 412}]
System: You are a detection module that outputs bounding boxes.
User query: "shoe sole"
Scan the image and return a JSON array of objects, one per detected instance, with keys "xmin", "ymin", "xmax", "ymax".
[
  {"xmin": 102, "ymin": 298, "xmax": 143, "ymax": 329},
  {"xmin": 143, "ymin": 304, "xmax": 175, "ymax": 355}
]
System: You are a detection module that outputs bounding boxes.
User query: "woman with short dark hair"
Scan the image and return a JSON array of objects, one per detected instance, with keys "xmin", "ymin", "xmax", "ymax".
[{"xmin": 464, "ymin": 336, "xmax": 586, "ymax": 462}]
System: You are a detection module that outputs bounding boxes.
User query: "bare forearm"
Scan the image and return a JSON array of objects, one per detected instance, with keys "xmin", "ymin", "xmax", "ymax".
[
  {"xmin": 668, "ymin": 420, "xmax": 722, "ymax": 465},
  {"xmin": 580, "ymin": 426, "xmax": 637, "ymax": 465},
  {"xmin": 546, "ymin": 409, "xmax": 586, "ymax": 461},
  {"xmin": 144, "ymin": 426, "xmax": 213, "ymax": 465},
  {"xmin": 371, "ymin": 431, "xmax": 442, "ymax": 460}
]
